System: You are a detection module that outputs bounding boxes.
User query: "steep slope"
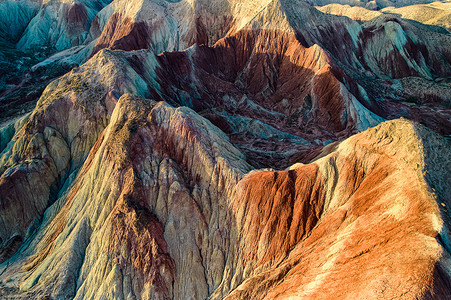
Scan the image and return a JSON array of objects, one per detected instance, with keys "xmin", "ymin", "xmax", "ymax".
[
  {"xmin": 88, "ymin": 0, "xmax": 187, "ymax": 55},
  {"xmin": 0, "ymin": 0, "xmax": 112, "ymax": 125},
  {"xmin": 2, "ymin": 0, "xmax": 450, "ymax": 133},
  {"xmin": 222, "ymin": 120, "xmax": 451, "ymax": 300},
  {"xmin": 0, "ymin": 0, "xmax": 274, "ymax": 123},
  {"xmin": 0, "ymin": 60, "xmax": 449, "ymax": 298},
  {"xmin": 110, "ymin": 0, "xmax": 451, "ymax": 160},
  {"xmin": 0, "ymin": 0, "xmax": 450, "ymax": 299},
  {"xmin": 149, "ymin": 29, "xmax": 383, "ymax": 166},
  {"xmin": 87, "ymin": 0, "xmax": 283, "ymax": 55},
  {"xmin": 0, "ymin": 0, "xmax": 40, "ymax": 43},
  {"xmin": 0, "ymin": 49, "xmax": 145, "ymax": 267},
  {"xmin": 287, "ymin": 1, "xmax": 451, "ymax": 137},
  {"xmin": 0, "ymin": 49, "xmax": 252, "ymax": 297},
  {"xmin": 16, "ymin": 0, "xmax": 111, "ymax": 51},
  {"xmin": 9, "ymin": 0, "xmax": 388, "ymax": 168}
]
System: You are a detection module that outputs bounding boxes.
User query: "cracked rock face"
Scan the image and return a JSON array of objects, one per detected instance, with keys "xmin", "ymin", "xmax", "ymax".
[{"xmin": 0, "ymin": 0, "xmax": 451, "ymax": 299}]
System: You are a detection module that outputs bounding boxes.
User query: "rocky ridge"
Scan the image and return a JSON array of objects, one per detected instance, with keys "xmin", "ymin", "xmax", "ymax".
[
  {"xmin": 318, "ymin": 1, "xmax": 451, "ymax": 31},
  {"xmin": 2, "ymin": 0, "xmax": 451, "ymax": 126},
  {"xmin": 0, "ymin": 0, "xmax": 450, "ymax": 299}
]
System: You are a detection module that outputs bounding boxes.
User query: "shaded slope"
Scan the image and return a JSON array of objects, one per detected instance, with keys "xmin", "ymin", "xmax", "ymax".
[
  {"xmin": 0, "ymin": 0, "xmax": 112, "ymax": 124},
  {"xmin": 0, "ymin": 1, "xmax": 450, "ymax": 299},
  {"xmin": 149, "ymin": 28, "xmax": 383, "ymax": 167},
  {"xmin": 0, "ymin": 47, "xmax": 449, "ymax": 300},
  {"xmin": 0, "ymin": 76, "xmax": 450, "ymax": 298},
  {"xmin": 1, "ymin": 0, "xmax": 450, "ymax": 135}
]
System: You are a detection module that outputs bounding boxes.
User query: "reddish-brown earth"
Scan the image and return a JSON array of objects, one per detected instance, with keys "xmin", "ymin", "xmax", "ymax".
[
  {"xmin": 92, "ymin": 13, "xmax": 151, "ymax": 55},
  {"xmin": 0, "ymin": 74, "xmax": 449, "ymax": 299},
  {"xmin": 147, "ymin": 28, "xmax": 383, "ymax": 167},
  {"xmin": 0, "ymin": 0, "xmax": 450, "ymax": 299}
]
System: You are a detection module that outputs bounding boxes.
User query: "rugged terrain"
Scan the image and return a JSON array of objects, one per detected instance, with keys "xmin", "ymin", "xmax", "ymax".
[
  {"xmin": 0, "ymin": 0, "xmax": 450, "ymax": 299},
  {"xmin": 318, "ymin": 1, "xmax": 451, "ymax": 30}
]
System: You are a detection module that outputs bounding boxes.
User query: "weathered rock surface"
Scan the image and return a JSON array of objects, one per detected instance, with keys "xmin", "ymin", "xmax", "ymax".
[
  {"xmin": 224, "ymin": 119, "xmax": 451, "ymax": 299},
  {"xmin": 0, "ymin": 0, "xmax": 112, "ymax": 124},
  {"xmin": 16, "ymin": 0, "xmax": 105, "ymax": 52},
  {"xmin": 382, "ymin": 1, "xmax": 451, "ymax": 31},
  {"xmin": 0, "ymin": 0, "xmax": 40, "ymax": 43},
  {"xmin": 317, "ymin": 3, "xmax": 384, "ymax": 21},
  {"xmin": 1, "ymin": 0, "xmax": 450, "ymax": 134},
  {"xmin": 0, "ymin": 82, "xmax": 450, "ymax": 299},
  {"xmin": 0, "ymin": 0, "xmax": 450, "ymax": 299},
  {"xmin": 307, "ymin": 0, "xmax": 437, "ymax": 9},
  {"xmin": 318, "ymin": 1, "xmax": 451, "ymax": 31}
]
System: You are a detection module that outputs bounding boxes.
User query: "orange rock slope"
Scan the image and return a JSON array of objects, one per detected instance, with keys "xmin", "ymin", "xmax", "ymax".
[
  {"xmin": 0, "ymin": 0, "xmax": 450, "ymax": 299},
  {"xmin": 0, "ymin": 87, "xmax": 450, "ymax": 299}
]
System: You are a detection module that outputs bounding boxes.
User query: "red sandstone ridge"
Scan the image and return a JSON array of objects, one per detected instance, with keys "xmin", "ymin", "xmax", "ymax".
[
  {"xmin": 2, "ymin": 0, "xmax": 450, "ymax": 131},
  {"xmin": 0, "ymin": 0, "xmax": 451, "ymax": 299},
  {"xmin": 0, "ymin": 58, "xmax": 450, "ymax": 298},
  {"xmin": 225, "ymin": 120, "xmax": 451, "ymax": 299},
  {"xmin": 130, "ymin": 25, "xmax": 384, "ymax": 167},
  {"xmin": 0, "ymin": 88, "xmax": 449, "ymax": 299}
]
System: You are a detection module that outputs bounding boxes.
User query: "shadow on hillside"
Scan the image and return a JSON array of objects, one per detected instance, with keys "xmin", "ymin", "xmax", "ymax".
[{"xmin": 126, "ymin": 29, "xmax": 364, "ymax": 169}]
